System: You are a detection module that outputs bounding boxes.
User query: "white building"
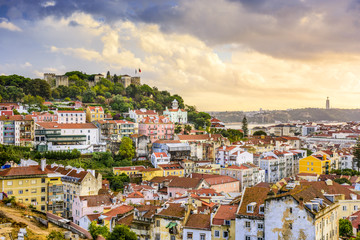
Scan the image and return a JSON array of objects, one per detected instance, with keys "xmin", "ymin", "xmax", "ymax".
[
  {"xmin": 128, "ymin": 109, "xmax": 158, "ymax": 123},
  {"xmin": 220, "ymin": 164, "xmax": 265, "ymax": 190},
  {"xmin": 183, "ymin": 214, "xmax": 211, "ymax": 240},
  {"xmin": 34, "ymin": 122, "xmax": 106, "ymax": 153},
  {"xmin": 57, "ymin": 110, "xmax": 86, "ymax": 124},
  {"xmin": 216, "ymin": 146, "xmax": 253, "ymax": 166},
  {"xmin": 235, "ymin": 185, "xmax": 267, "ymax": 240},
  {"xmin": 151, "ymin": 152, "xmax": 171, "ymax": 168},
  {"xmin": 259, "ymin": 154, "xmax": 286, "ymax": 183},
  {"xmin": 163, "ymin": 99, "xmax": 188, "ymax": 124},
  {"xmin": 264, "ymin": 183, "xmax": 339, "ymax": 240}
]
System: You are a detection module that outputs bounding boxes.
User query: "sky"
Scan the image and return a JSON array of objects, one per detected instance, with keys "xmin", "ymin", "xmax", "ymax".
[{"xmin": 1, "ymin": 0, "xmax": 360, "ymax": 111}]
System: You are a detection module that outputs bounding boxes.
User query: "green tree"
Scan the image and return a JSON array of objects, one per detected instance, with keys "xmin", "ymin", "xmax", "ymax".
[
  {"xmin": 83, "ymin": 89, "xmax": 96, "ymax": 103},
  {"xmin": 175, "ymin": 125, "xmax": 182, "ymax": 134},
  {"xmin": 253, "ymin": 130, "xmax": 267, "ymax": 136},
  {"xmin": 339, "ymin": 219, "xmax": 353, "ymax": 237},
  {"xmin": 106, "ymin": 70, "xmax": 111, "ymax": 80},
  {"xmin": 353, "ymin": 138, "xmax": 360, "ymax": 171},
  {"xmin": 334, "ymin": 178, "xmax": 352, "ymax": 185},
  {"xmin": 88, "ymin": 221, "xmax": 110, "ymax": 239},
  {"xmin": 107, "ymin": 224, "xmax": 137, "ymax": 240},
  {"xmin": 117, "ymin": 137, "xmax": 135, "ymax": 161},
  {"xmin": 47, "ymin": 231, "xmax": 65, "ymax": 240},
  {"xmin": 242, "ymin": 116, "xmax": 248, "ymax": 137}
]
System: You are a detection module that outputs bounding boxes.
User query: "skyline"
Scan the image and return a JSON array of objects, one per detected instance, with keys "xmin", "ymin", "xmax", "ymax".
[{"xmin": 1, "ymin": 0, "xmax": 360, "ymax": 111}]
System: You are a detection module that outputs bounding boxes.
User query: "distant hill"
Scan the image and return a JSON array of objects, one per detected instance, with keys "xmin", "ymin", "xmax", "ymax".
[{"xmin": 208, "ymin": 108, "xmax": 360, "ymax": 123}]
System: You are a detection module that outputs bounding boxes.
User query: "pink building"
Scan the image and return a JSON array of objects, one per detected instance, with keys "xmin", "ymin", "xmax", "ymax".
[
  {"xmin": 167, "ymin": 177, "xmax": 209, "ymax": 198},
  {"xmin": 57, "ymin": 110, "xmax": 86, "ymax": 123},
  {"xmin": 32, "ymin": 112, "xmax": 58, "ymax": 122},
  {"xmin": 72, "ymin": 194, "xmax": 122, "ymax": 225},
  {"xmin": 191, "ymin": 173, "xmax": 240, "ymax": 193},
  {"xmin": 138, "ymin": 116, "xmax": 174, "ymax": 143}
]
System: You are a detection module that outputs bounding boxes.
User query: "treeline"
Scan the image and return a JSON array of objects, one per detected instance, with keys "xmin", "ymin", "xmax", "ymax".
[{"xmin": 0, "ymin": 71, "xmax": 212, "ymax": 129}]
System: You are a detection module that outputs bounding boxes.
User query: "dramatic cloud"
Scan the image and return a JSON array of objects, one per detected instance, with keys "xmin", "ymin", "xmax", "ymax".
[{"xmin": 1, "ymin": 1, "xmax": 360, "ymax": 110}]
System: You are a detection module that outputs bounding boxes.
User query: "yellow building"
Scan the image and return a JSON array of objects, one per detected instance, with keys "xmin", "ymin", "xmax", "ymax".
[
  {"xmin": 211, "ymin": 205, "xmax": 237, "ymax": 240},
  {"xmin": 140, "ymin": 168, "xmax": 163, "ymax": 181},
  {"xmin": 158, "ymin": 163, "xmax": 185, "ymax": 177},
  {"xmin": 195, "ymin": 164, "xmax": 220, "ymax": 175},
  {"xmin": 0, "ymin": 161, "xmax": 64, "ymax": 214},
  {"xmin": 113, "ymin": 166, "xmax": 146, "ymax": 177},
  {"xmin": 299, "ymin": 155, "xmax": 331, "ymax": 175},
  {"xmin": 86, "ymin": 106, "xmax": 104, "ymax": 122}
]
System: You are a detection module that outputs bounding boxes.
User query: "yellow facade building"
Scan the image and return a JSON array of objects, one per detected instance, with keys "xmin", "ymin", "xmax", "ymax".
[
  {"xmin": 299, "ymin": 155, "xmax": 331, "ymax": 175},
  {"xmin": 0, "ymin": 161, "xmax": 64, "ymax": 214},
  {"xmin": 158, "ymin": 163, "xmax": 185, "ymax": 177},
  {"xmin": 113, "ymin": 166, "xmax": 146, "ymax": 177},
  {"xmin": 86, "ymin": 106, "xmax": 104, "ymax": 122},
  {"xmin": 140, "ymin": 168, "xmax": 163, "ymax": 181}
]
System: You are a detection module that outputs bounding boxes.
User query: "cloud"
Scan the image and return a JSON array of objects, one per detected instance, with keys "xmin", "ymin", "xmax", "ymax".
[
  {"xmin": 50, "ymin": 46, "xmax": 102, "ymax": 61},
  {"xmin": 41, "ymin": 1, "xmax": 56, "ymax": 8},
  {"xmin": 0, "ymin": 18, "xmax": 22, "ymax": 31}
]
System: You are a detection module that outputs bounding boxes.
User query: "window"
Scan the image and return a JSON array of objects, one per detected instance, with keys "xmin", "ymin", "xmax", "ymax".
[
  {"xmin": 245, "ymin": 221, "xmax": 251, "ymax": 228},
  {"xmin": 31, "ymin": 180, "xmax": 37, "ymax": 184},
  {"xmin": 223, "ymin": 231, "xmax": 228, "ymax": 238},
  {"xmin": 41, "ymin": 178, "xmax": 45, "ymax": 183},
  {"xmin": 257, "ymin": 238, "xmax": 263, "ymax": 240},
  {"xmin": 7, "ymin": 181, "xmax": 13, "ymax": 186},
  {"xmin": 258, "ymin": 223, "xmax": 263, "ymax": 229},
  {"xmin": 187, "ymin": 233, "xmax": 193, "ymax": 240},
  {"xmin": 31, "ymin": 189, "xmax": 37, "ymax": 193},
  {"xmin": 156, "ymin": 220, "xmax": 160, "ymax": 227},
  {"xmin": 343, "ymin": 206, "xmax": 347, "ymax": 211},
  {"xmin": 289, "ymin": 223, "xmax": 292, "ymax": 229},
  {"xmin": 225, "ymin": 220, "xmax": 231, "ymax": 225},
  {"xmin": 246, "ymin": 237, "xmax": 251, "ymax": 240},
  {"xmin": 307, "ymin": 162, "xmax": 309, "ymax": 165},
  {"xmin": 41, "ymin": 197, "xmax": 45, "ymax": 202},
  {"xmin": 19, "ymin": 180, "xmax": 23, "ymax": 185},
  {"xmin": 259, "ymin": 205, "xmax": 265, "ymax": 213},
  {"xmin": 355, "ymin": 206, "xmax": 358, "ymax": 211},
  {"xmin": 247, "ymin": 205, "xmax": 254, "ymax": 213},
  {"xmin": 214, "ymin": 231, "xmax": 220, "ymax": 237},
  {"xmin": 7, "ymin": 191, "xmax": 13, "ymax": 195},
  {"xmin": 171, "ymin": 236, "xmax": 175, "ymax": 240},
  {"xmin": 41, "ymin": 205, "xmax": 45, "ymax": 211},
  {"xmin": 19, "ymin": 190, "xmax": 23, "ymax": 194},
  {"xmin": 41, "ymin": 187, "xmax": 46, "ymax": 193},
  {"xmin": 155, "ymin": 234, "xmax": 160, "ymax": 240},
  {"xmin": 289, "ymin": 207, "xmax": 292, "ymax": 214},
  {"xmin": 200, "ymin": 234, "xmax": 205, "ymax": 240},
  {"xmin": 307, "ymin": 168, "xmax": 309, "ymax": 171}
]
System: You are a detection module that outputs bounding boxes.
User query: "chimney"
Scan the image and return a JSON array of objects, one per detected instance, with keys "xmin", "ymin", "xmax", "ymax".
[
  {"xmin": 323, "ymin": 155, "xmax": 327, "ymax": 161},
  {"xmin": 41, "ymin": 159, "xmax": 46, "ymax": 171}
]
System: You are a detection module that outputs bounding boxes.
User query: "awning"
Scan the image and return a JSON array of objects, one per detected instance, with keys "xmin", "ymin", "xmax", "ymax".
[{"xmin": 166, "ymin": 222, "xmax": 177, "ymax": 228}]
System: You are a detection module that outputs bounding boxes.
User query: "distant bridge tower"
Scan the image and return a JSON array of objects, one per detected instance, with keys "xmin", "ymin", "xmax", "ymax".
[{"xmin": 326, "ymin": 97, "xmax": 330, "ymax": 109}]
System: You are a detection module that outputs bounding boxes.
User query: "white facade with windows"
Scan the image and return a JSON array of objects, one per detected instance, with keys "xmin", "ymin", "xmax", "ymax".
[
  {"xmin": 57, "ymin": 111, "xmax": 86, "ymax": 123},
  {"xmin": 183, "ymin": 228, "xmax": 211, "ymax": 240}
]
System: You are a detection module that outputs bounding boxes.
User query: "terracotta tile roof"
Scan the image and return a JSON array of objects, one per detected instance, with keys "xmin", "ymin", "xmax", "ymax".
[
  {"xmin": 140, "ymin": 115, "xmax": 172, "ymax": 124},
  {"xmin": 157, "ymin": 203, "xmax": 185, "ymax": 218},
  {"xmin": 226, "ymin": 165, "xmax": 248, "ymax": 170},
  {"xmin": 86, "ymin": 213, "xmax": 101, "ymax": 222},
  {"xmin": 46, "ymin": 166, "xmax": 89, "ymax": 182},
  {"xmin": 79, "ymin": 194, "xmax": 113, "ymax": 207},
  {"xmin": 127, "ymin": 191, "xmax": 144, "ymax": 198},
  {"xmin": 237, "ymin": 186, "xmax": 270, "ymax": 217},
  {"xmin": 168, "ymin": 177, "xmax": 203, "ymax": 189},
  {"xmin": 301, "ymin": 181, "xmax": 360, "ymax": 200},
  {"xmin": 135, "ymin": 205, "xmax": 160, "ymax": 218},
  {"xmin": 348, "ymin": 210, "xmax": 360, "ymax": 230},
  {"xmin": 116, "ymin": 214, "xmax": 134, "ymax": 226},
  {"xmin": 158, "ymin": 163, "xmax": 183, "ymax": 170},
  {"xmin": 149, "ymin": 176, "xmax": 179, "ymax": 183},
  {"xmin": 153, "ymin": 152, "xmax": 169, "ymax": 158},
  {"xmin": 140, "ymin": 168, "xmax": 162, "ymax": 172},
  {"xmin": 212, "ymin": 205, "xmax": 238, "ymax": 225},
  {"xmin": 184, "ymin": 214, "xmax": 211, "ymax": 230},
  {"xmin": 134, "ymin": 110, "xmax": 157, "ymax": 115},
  {"xmin": 103, "ymin": 205, "xmax": 134, "ymax": 218},
  {"xmin": 88, "ymin": 106, "xmax": 104, "ymax": 112},
  {"xmin": 36, "ymin": 122, "xmax": 97, "ymax": 129},
  {"xmin": 0, "ymin": 115, "xmax": 33, "ymax": 121},
  {"xmin": 191, "ymin": 173, "xmax": 222, "ymax": 179},
  {"xmin": 0, "ymin": 165, "xmax": 53, "ymax": 177},
  {"xmin": 204, "ymin": 176, "xmax": 238, "ymax": 185}
]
